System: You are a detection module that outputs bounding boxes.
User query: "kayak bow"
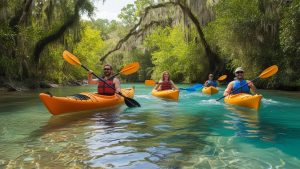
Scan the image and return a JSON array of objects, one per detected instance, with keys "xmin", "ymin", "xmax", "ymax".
[
  {"xmin": 224, "ymin": 93, "xmax": 262, "ymax": 110},
  {"xmin": 40, "ymin": 88, "xmax": 134, "ymax": 115}
]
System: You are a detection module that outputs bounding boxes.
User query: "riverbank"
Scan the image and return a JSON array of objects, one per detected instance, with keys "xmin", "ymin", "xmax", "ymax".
[{"xmin": 0, "ymin": 79, "xmax": 88, "ymax": 92}]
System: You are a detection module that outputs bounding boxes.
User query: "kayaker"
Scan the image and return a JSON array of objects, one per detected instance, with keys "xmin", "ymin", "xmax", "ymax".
[
  {"xmin": 155, "ymin": 71, "xmax": 178, "ymax": 91},
  {"xmin": 223, "ymin": 67, "xmax": 257, "ymax": 96},
  {"xmin": 88, "ymin": 64, "xmax": 121, "ymax": 95},
  {"xmin": 204, "ymin": 74, "xmax": 218, "ymax": 87}
]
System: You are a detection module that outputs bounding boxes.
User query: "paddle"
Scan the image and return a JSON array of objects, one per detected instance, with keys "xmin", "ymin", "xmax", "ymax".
[
  {"xmin": 144, "ymin": 80, "xmax": 157, "ymax": 86},
  {"xmin": 144, "ymin": 80, "xmax": 180, "ymax": 90},
  {"xmin": 109, "ymin": 62, "xmax": 140, "ymax": 79},
  {"xmin": 63, "ymin": 50, "xmax": 141, "ymax": 107},
  {"xmin": 179, "ymin": 84, "xmax": 203, "ymax": 91},
  {"xmin": 216, "ymin": 65, "xmax": 278, "ymax": 101},
  {"xmin": 179, "ymin": 75, "xmax": 227, "ymax": 92}
]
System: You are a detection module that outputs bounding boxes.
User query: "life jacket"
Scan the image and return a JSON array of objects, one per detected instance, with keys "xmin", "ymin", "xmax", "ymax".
[
  {"xmin": 232, "ymin": 80, "xmax": 250, "ymax": 94},
  {"xmin": 207, "ymin": 80, "xmax": 217, "ymax": 87},
  {"xmin": 97, "ymin": 78, "xmax": 115, "ymax": 95},
  {"xmin": 161, "ymin": 80, "xmax": 172, "ymax": 90}
]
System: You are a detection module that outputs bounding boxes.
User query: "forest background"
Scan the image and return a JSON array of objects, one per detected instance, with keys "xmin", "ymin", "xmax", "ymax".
[{"xmin": 0, "ymin": 0, "xmax": 299, "ymax": 90}]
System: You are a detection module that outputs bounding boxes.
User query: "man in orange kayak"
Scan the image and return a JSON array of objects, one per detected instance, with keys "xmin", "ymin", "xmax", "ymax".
[
  {"xmin": 204, "ymin": 74, "xmax": 218, "ymax": 87},
  {"xmin": 223, "ymin": 67, "xmax": 257, "ymax": 96},
  {"xmin": 88, "ymin": 64, "xmax": 121, "ymax": 95},
  {"xmin": 155, "ymin": 71, "xmax": 178, "ymax": 91}
]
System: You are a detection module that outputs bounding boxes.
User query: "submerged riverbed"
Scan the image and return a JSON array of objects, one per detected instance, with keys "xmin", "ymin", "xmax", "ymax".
[{"xmin": 0, "ymin": 84, "xmax": 300, "ymax": 168}]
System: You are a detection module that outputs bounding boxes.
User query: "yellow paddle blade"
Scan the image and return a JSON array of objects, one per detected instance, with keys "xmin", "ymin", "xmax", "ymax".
[
  {"xmin": 145, "ymin": 80, "xmax": 156, "ymax": 86},
  {"xmin": 120, "ymin": 62, "xmax": 140, "ymax": 75},
  {"xmin": 63, "ymin": 50, "xmax": 81, "ymax": 66},
  {"xmin": 259, "ymin": 65, "xmax": 278, "ymax": 79},
  {"xmin": 218, "ymin": 75, "xmax": 227, "ymax": 81}
]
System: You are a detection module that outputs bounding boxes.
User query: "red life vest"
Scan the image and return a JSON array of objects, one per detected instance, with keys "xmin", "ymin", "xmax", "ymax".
[
  {"xmin": 161, "ymin": 80, "xmax": 172, "ymax": 90},
  {"xmin": 97, "ymin": 78, "xmax": 115, "ymax": 95}
]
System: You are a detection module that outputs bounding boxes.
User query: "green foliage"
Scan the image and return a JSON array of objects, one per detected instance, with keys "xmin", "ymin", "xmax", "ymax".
[
  {"xmin": 73, "ymin": 22, "xmax": 105, "ymax": 78},
  {"xmin": 118, "ymin": 4, "xmax": 138, "ymax": 26},
  {"xmin": 1, "ymin": 0, "xmax": 299, "ymax": 90},
  {"xmin": 279, "ymin": 0, "xmax": 300, "ymax": 87},
  {"xmin": 134, "ymin": 0, "xmax": 155, "ymax": 16},
  {"xmin": 144, "ymin": 26, "xmax": 206, "ymax": 82},
  {"xmin": 204, "ymin": 0, "xmax": 284, "ymax": 88}
]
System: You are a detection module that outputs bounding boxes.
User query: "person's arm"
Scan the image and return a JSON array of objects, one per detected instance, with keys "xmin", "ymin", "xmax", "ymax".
[
  {"xmin": 113, "ymin": 78, "xmax": 121, "ymax": 93},
  {"xmin": 204, "ymin": 81, "xmax": 208, "ymax": 87},
  {"xmin": 223, "ymin": 82, "xmax": 233, "ymax": 96},
  {"xmin": 170, "ymin": 80, "xmax": 178, "ymax": 90},
  {"xmin": 88, "ymin": 70, "xmax": 99, "ymax": 85},
  {"xmin": 247, "ymin": 80, "xmax": 257, "ymax": 94},
  {"xmin": 154, "ymin": 80, "xmax": 162, "ymax": 90}
]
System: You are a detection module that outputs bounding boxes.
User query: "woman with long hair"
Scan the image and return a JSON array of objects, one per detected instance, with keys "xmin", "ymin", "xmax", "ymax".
[{"xmin": 155, "ymin": 71, "xmax": 178, "ymax": 91}]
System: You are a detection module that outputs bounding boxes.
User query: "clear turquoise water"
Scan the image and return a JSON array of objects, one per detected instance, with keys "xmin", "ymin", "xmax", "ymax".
[{"xmin": 0, "ymin": 84, "xmax": 300, "ymax": 168}]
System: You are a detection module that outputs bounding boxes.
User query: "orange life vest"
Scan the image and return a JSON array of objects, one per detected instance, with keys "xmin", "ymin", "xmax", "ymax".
[{"xmin": 97, "ymin": 78, "xmax": 115, "ymax": 95}]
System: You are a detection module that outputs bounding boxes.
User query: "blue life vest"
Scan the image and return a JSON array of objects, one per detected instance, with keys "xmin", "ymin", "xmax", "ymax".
[
  {"xmin": 232, "ymin": 80, "xmax": 250, "ymax": 94},
  {"xmin": 207, "ymin": 80, "xmax": 217, "ymax": 87}
]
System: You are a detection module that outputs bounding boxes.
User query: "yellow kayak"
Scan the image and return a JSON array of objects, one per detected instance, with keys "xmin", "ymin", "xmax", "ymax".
[
  {"xmin": 40, "ymin": 88, "xmax": 134, "ymax": 115},
  {"xmin": 224, "ymin": 93, "xmax": 262, "ymax": 110},
  {"xmin": 152, "ymin": 89, "xmax": 179, "ymax": 100},
  {"xmin": 202, "ymin": 86, "xmax": 219, "ymax": 95}
]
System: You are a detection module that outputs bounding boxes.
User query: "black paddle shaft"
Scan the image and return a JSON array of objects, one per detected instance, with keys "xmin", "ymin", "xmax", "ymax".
[
  {"xmin": 216, "ymin": 77, "xmax": 260, "ymax": 101},
  {"xmin": 82, "ymin": 65, "xmax": 124, "ymax": 95},
  {"xmin": 82, "ymin": 65, "xmax": 141, "ymax": 107}
]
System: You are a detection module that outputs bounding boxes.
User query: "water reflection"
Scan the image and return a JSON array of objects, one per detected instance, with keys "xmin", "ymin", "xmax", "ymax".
[
  {"xmin": 84, "ymin": 110, "xmax": 213, "ymax": 168},
  {"xmin": 225, "ymin": 106, "xmax": 260, "ymax": 138},
  {"xmin": 29, "ymin": 108, "xmax": 122, "ymax": 139},
  {"xmin": 3, "ymin": 110, "xmax": 122, "ymax": 168}
]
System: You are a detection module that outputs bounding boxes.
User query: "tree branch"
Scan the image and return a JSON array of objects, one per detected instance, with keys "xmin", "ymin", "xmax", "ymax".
[
  {"xmin": 100, "ymin": 0, "xmax": 222, "ymax": 72},
  {"xmin": 33, "ymin": 0, "xmax": 87, "ymax": 64},
  {"xmin": 9, "ymin": 0, "xmax": 33, "ymax": 32},
  {"xmin": 100, "ymin": 2, "xmax": 175, "ymax": 62},
  {"xmin": 174, "ymin": 1, "xmax": 221, "ymax": 72}
]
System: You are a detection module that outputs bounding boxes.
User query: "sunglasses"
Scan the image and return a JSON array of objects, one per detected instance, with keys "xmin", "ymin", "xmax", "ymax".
[
  {"xmin": 236, "ymin": 71, "xmax": 244, "ymax": 74},
  {"xmin": 103, "ymin": 68, "xmax": 111, "ymax": 71}
]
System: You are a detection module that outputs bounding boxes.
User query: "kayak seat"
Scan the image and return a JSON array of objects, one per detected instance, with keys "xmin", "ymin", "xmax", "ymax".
[{"xmin": 71, "ymin": 94, "xmax": 91, "ymax": 100}]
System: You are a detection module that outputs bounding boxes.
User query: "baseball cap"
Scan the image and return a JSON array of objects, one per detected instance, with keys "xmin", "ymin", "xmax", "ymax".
[{"xmin": 235, "ymin": 67, "xmax": 244, "ymax": 73}]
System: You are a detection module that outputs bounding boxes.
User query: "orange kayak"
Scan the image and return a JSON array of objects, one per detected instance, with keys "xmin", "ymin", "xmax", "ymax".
[
  {"xmin": 152, "ymin": 89, "xmax": 179, "ymax": 100},
  {"xmin": 40, "ymin": 88, "xmax": 134, "ymax": 115},
  {"xmin": 224, "ymin": 93, "xmax": 262, "ymax": 110},
  {"xmin": 202, "ymin": 86, "xmax": 219, "ymax": 95}
]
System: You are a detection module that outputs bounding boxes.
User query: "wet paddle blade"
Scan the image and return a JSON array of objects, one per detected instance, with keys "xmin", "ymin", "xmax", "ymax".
[
  {"xmin": 259, "ymin": 65, "xmax": 278, "ymax": 79},
  {"xmin": 218, "ymin": 75, "xmax": 227, "ymax": 81},
  {"xmin": 124, "ymin": 97, "xmax": 141, "ymax": 107},
  {"xmin": 145, "ymin": 80, "xmax": 156, "ymax": 86},
  {"xmin": 63, "ymin": 50, "xmax": 81, "ymax": 66},
  {"xmin": 180, "ymin": 84, "xmax": 203, "ymax": 91},
  {"xmin": 192, "ymin": 84, "xmax": 204, "ymax": 90},
  {"xmin": 120, "ymin": 62, "xmax": 140, "ymax": 75}
]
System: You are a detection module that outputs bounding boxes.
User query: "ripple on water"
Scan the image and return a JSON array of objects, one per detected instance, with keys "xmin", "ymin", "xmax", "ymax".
[
  {"xmin": 197, "ymin": 99, "xmax": 223, "ymax": 106},
  {"xmin": 261, "ymin": 98, "xmax": 295, "ymax": 107},
  {"xmin": 135, "ymin": 94, "xmax": 152, "ymax": 99},
  {"xmin": 185, "ymin": 136, "xmax": 300, "ymax": 169},
  {"xmin": 87, "ymin": 152, "xmax": 154, "ymax": 168}
]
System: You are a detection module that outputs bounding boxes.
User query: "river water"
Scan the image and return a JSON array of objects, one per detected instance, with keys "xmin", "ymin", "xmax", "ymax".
[{"xmin": 0, "ymin": 84, "xmax": 300, "ymax": 168}]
